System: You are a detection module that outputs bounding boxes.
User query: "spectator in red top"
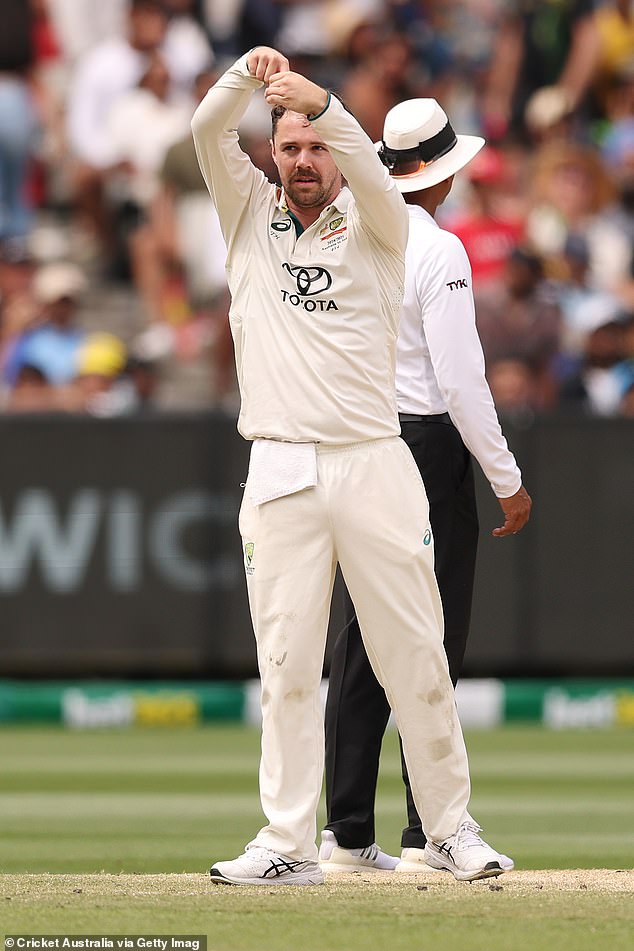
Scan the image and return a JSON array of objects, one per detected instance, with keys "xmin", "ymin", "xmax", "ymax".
[{"xmin": 445, "ymin": 147, "xmax": 524, "ymax": 288}]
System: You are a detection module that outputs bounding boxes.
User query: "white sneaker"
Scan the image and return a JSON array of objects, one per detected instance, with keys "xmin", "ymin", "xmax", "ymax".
[
  {"xmin": 210, "ymin": 846, "xmax": 324, "ymax": 886},
  {"xmin": 395, "ymin": 847, "xmax": 432, "ymax": 873},
  {"xmin": 397, "ymin": 845, "xmax": 514, "ymax": 873},
  {"xmin": 424, "ymin": 821, "xmax": 507, "ymax": 882},
  {"xmin": 318, "ymin": 829, "xmax": 399, "ymax": 873}
]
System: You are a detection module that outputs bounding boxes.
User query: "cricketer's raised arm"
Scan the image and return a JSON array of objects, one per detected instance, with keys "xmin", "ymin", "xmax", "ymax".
[
  {"xmin": 310, "ymin": 95, "xmax": 408, "ymax": 254},
  {"xmin": 264, "ymin": 66, "xmax": 408, "ymax": 255},
  {"xmin": 190, "ymin": 51, "xmax": 273, "ymax": 244}
]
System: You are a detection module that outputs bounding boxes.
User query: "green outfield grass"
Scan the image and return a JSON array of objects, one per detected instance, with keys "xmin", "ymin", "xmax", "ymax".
[
  {"xmin": 1, "ymin": 725, "xmax": 633, "ymax": 950},
  {"xmin": 1, "ymin": 724, "xmax": 633, "ymax": 873}
]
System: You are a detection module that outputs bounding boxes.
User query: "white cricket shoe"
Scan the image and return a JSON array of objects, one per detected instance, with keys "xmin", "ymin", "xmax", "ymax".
[
  {"xmin": 397, "ymin": 845, "xmax": 514, "ymax": 873},
  {"xmin": 424, "ymin": 821, "xmax": 507, "ymax": 882},
  {"xmin": 210, "ymin": 846, "xmax": 324, "ymax": 886},
  {"xmin": 318, "ymin": 829, "xmax": 399, "ymax": 873}
]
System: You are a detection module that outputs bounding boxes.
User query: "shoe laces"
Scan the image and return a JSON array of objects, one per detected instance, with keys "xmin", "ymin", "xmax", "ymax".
[{"xmin": 455, "ymin": 821, "xmax": 486, "ymax": 850}]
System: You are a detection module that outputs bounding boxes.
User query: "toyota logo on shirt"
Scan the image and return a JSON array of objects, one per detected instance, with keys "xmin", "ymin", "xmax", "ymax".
[{"xmin": 282, "ymin": 263, "xmax": 333, "ymax": 296}]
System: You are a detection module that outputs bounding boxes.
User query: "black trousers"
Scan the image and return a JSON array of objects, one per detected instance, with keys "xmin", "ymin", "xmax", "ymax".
[{"xmin": 324, "ymin": 417, "xmax": 479, "ymax": 849}]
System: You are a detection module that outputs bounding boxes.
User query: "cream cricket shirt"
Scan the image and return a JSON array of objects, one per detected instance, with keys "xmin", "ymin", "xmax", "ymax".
[
  {"xmin": 191, "ymin": 54, "xmax": 408, "ymax": 445},
  {"xmin": 397, "ymin": 206, "xmax": 522, "ymax": 498}
]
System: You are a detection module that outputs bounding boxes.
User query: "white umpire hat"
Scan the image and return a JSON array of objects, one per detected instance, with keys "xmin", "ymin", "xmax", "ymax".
[{"xmin": 376, "ymin": 98, "xmax": 485, "ymax": 192}]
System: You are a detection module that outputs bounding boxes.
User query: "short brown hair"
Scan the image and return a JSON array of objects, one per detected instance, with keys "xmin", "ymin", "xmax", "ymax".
[
  {"xmin": 270, "ymin": 105, "xmax": 287, "ymax": 140},
  {"xmin": 271, "ymin": 93, "xmax": 353, "ymax": 139}
]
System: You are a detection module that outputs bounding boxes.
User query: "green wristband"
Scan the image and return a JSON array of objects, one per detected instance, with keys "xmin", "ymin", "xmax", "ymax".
[{"xmin": 308, "ymin": 92, "xmax": 331, "ymax": 122}]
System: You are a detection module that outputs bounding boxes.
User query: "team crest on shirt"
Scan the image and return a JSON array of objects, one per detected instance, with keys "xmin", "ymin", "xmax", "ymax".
[
  {"xmin": 319, "ymin": 214, "xmax": 348, "ymax": 250},
  {"xmin": 244, "ymin": 542, "xmax": 255, "ymax": 574}
]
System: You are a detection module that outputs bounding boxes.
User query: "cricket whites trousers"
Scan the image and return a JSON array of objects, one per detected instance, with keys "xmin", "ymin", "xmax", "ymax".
[
  {"xmin": 325, "ymin": 416, "xmax": 479, "ymax": 849},
  {"xmin": 238, "ymin": 435, "xmax": 471, "ymax": 861}
]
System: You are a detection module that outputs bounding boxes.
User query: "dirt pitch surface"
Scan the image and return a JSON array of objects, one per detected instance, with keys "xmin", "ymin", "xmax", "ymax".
[
  {"xmin": 3, "ymin": 870, "xmax": 633, "ymax": 951},
  {"xmin": 2, "ymin": 869, "xmax": 633, "ymax": 898}
]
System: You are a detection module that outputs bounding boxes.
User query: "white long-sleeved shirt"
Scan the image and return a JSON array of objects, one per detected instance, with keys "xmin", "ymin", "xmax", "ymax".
[
  {"xmin": 105, "ymin": 89, "xmax": 192, "ymax": 206},
  {"xmin": 191, "ymin": 54, "xmax": 408, "ymax": 445},
  {"xmin": 397, "ymin": 205, "xmax": 522, "ymax": 498},
  {"xmin": 67, "ymin": 38, "xmax": 146, "ymax": 168},
  {"xmin": 66, "ymin": 25, "xmax": 212, "ymax": 169}
]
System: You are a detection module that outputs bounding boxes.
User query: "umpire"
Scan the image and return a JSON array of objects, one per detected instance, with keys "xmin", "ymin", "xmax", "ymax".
[{"xmin": 320, "ymin": 99, "xmax": 532, "ymax": 874}]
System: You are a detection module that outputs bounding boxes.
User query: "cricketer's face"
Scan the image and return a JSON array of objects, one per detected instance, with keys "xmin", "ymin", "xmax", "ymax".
[{"xmin": 271, "ymin": 112, "xmax": 343, "ymax": 211}]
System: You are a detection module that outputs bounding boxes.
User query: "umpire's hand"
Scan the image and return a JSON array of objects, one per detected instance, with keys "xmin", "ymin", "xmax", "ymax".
[{"xmin": 493, "ymin": 485, "xmax": 532, "ymax": 537}]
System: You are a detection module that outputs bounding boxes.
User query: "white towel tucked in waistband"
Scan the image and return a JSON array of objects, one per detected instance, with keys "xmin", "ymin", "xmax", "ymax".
[{"xmin": 248, "ymin": 438, "xmax": 318, "ymax": 506}]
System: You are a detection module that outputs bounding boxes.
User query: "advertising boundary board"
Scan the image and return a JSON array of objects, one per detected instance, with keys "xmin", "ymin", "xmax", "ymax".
[
  {"xmin": 0, "ymin": 414, "xmax": 632, "ymax": 677},
  {"xmin": 2, "ymin": 679, "xmax": 634, "ymax": 729}
]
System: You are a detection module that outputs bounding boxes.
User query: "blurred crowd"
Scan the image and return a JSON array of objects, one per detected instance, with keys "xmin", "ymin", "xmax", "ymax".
[{"xmin": 1, "ymin": 0, "xmax": 634, "ymax": 419}]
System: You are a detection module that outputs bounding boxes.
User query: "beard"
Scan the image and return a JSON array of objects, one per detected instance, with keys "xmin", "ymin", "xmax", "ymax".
[{"xmin": 284, "ymin": 172, "xmax": 332, "ymax": 209}]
